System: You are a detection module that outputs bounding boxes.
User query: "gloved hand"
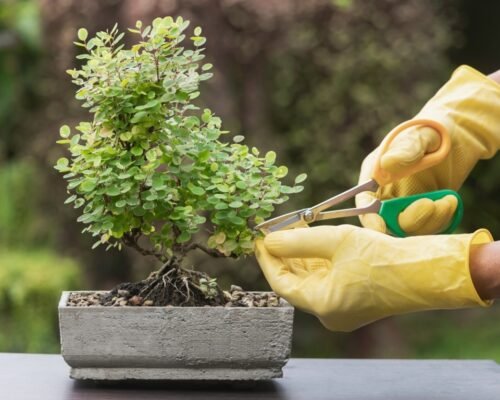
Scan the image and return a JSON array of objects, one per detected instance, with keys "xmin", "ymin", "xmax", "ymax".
[
  {"xmin": 357, "ymin": 65, "xmax": 500, "ymax": 234},
  {"xmin": 255, "ymin": 225, "xmax": 492, "ymax": 332}
]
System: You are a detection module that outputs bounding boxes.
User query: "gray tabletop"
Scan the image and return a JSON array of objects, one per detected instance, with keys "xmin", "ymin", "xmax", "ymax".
[{"xmin": 1, "ymin": 353, "xmax": 500, "ymax": 400}]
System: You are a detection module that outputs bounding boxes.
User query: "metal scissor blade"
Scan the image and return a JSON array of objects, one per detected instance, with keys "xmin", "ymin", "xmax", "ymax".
[
  {"xmin": 309, "ymin": 179, "xmax": 380, "ymax": 215},
  {"xmin": 314, "ymin": 199, "xmax": 381, "ymax": 221},
  {"xmin": 264, "ymin": 213, "xmax": 303, "ymax": 232},
  {"xmin": 255, "ymin": 209, "xmax": 306, "ymax": 233},
  {"xmin": 255, "ymin": 179, "xmax": 380, "ymax": 233}
]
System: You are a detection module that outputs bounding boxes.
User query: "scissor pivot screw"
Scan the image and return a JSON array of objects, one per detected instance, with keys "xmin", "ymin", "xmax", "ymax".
[{"xmin": 303, "ymin": 209, "xmax": 314, "ymax": 222}]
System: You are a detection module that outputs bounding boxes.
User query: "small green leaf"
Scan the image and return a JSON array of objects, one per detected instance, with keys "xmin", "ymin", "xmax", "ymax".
[
  {"xmin": 120, "ymin": 132, "xmax": 132, "ymax": 141},
  {"xmin": 77, "ymin": 28, "xmax": 88, "ymax": 41},
  {"xmin": 198, "ymin": 149, "xmax": 210, "ymax": 162},
  {"xmin": 131, "ymin": 146, "xmax": 143, "ymax": 156},
  {"xmin": 106, "ymin": 186, "xmax": 121, "ymax": 196},
  {"xmin": 229, "ymin": 201, "xmax": 243, "ymax": 208},
  {"xmin": 188, "ymin": 182, "xmax": 205, "ymax": 196},
  {"xmin": 280, "ymin": 186, "xmax": 294, "ymax": 194},
  {"xmin": 265, "ymin": 151, "xmax": 276, "ymax": 165},
  {"xmin": 64, "ymin": 195, "xmax": 77, "ymax": 204},
  {"xmin": 80, "ymin": 179, "xmax": 97, "ymax": 192},
  {"xmin": 223, "ymin": 240, "xmax": 238, "ymax": 252},
  {"xmin": 74, "ymin": 198, "xmax": 85, "ymax": 208},
  {"xmin": 57, "ymin": 157, "xmax": 69, "ymax": 168},
  {"xmin": 136, "ymin": 100, "xmax": 159, "ymax": 110},
  {"xmin": 194, "ymin": 26, "xmax": 202, "ymax": 36},
  {"xmin": 229, "ymin": 215, "xmax": 245, "ymax": 225},
  {"xmin": 216, "ymin": 183, "xmax": 229, "ymax": 193},
  {"xmin": 175, "ymin": 91, "xmax": 189, "ymax": 101},
  {"xmin": 146, "ymin": 149, "xmax": 157, "ymax": 162},
  {"xmin": 275, "ymin": 166, "xmax": 288, "ymax": 178},
  {"xmin": 115, "ymin": 200, "xmax": 127, "ymax": 207},
  {"xmin": 235, "ymin": 181, "xmax": 247, "ymax": 190},
  {"xmin": 131, "ymin": 111, "xmax": 148, "ymax": 123},
  {"xmin": 59, "ymin": 125, "xmax": 71, "ymax": 138},
  {"xmin": 152, "ymin": 175, "xmax": 165, "ymax": 190},
  {"xmin": 295, "ymin": 173, "xmax": 307, "ymax": 184},
  {"xmin": 201, "ymin": 109, "xmax": 211, "ymax": 123},
  {"xmin": 177, "ymin": 231, "xmax": 191, "ymax": 243},
  {"xmin": 215, "ymin": 202, "xmax": 228, "ymax": 210},
  {"xmin": 233, "ymin": 135, "xmax": 244, "ymax": 143}
]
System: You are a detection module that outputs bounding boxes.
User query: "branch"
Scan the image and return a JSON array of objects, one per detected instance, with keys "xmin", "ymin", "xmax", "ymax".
[
  {"xmin": 122, "ymin": 231, "xmax": 166, "ymax": 262},
  {"xmin": 183, "ymin": 242, "xmax": 236, "ymax": 258}
]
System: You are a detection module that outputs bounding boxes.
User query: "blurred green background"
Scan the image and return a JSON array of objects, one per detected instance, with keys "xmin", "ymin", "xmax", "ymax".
[{"xmin": 2, "ymin": 0, "xmax": 500, "ymax": 359}]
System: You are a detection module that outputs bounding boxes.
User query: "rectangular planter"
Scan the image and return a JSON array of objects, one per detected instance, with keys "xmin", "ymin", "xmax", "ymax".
[{"xmin": 59, "ymin": 291, "xmax": 294, "ymax": 380}]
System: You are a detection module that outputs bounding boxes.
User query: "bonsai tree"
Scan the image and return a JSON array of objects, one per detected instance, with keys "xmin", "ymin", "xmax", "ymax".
[{"xmin": 55, "ymin": 17, "xmax": 305, "ymax": 306}]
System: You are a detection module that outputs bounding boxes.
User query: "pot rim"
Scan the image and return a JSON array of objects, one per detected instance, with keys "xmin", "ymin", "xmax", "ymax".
[{"xmin": 59, "ymin": 290, "xmax": 292, "ymax": 309}]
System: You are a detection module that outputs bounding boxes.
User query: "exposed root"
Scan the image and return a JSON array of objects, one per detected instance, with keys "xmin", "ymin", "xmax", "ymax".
[{"xmin": 101, "ymin": 261, "xmax": 227, "ymax": 307}]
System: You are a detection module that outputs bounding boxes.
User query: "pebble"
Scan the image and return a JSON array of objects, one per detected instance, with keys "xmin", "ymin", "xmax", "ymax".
[
  {"xmin": 268, "ymin": 297, "xmax": 279, "ymax": 307},
  {"xmin": 67, "ymin": 287, "xmax": 282, "ymax": 308},
  {"xmin": 129, "ymin": 295, "xmax": 143, "ymax": 306}
]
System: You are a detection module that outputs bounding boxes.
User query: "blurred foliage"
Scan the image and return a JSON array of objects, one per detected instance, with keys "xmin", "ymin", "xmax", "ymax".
[
  {"xmin": 0, "ymin": 160, "xmax": 50, "ymax": 247},
  {"xmin": 267, "ymin": 0, "xmax": 456, "ymax": 204},
  {"xmin": 399, "ymin": 306, "xmax": 500, "ymax": 362},
  {"xmin": 0, "ymin": 249, "xmax": 80, "ymax": 352},
  {"xmin": 0, "ymin": 0, "xmax": 40, "ymax": 159},
  {"xmin": 0, "ymin": 0, "xmax": 84, "ymax": 353},
  {"xmin": 0, "ymin": 159, "xmax": 82, "ymax": 353}
]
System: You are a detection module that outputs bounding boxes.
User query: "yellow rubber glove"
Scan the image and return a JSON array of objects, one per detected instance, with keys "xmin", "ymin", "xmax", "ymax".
[
  {"xmin": 357, "ymin": 65, "xmax": 500, "ymax": 234},
  {"xmin": 255, "ymin": 225, "xmax": 492, "ymax": 332}
]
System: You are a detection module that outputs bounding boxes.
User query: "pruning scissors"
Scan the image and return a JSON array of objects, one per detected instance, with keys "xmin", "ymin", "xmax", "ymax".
[{"xmin": 256, "ymin": 119, "xmax": 463, "ymax": 237}]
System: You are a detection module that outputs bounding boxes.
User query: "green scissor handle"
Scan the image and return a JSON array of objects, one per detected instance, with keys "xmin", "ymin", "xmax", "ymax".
[{"xmin": 378, "ymin": 189, "xmax": 463, "ymax": 238}]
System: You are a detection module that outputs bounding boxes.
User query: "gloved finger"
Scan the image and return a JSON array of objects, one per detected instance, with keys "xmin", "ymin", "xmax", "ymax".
[
  {"xmin": 255, "ymin": 240, "xmax": 328, "ymax": 315},
  {"xmin": 380, "ymin": 126, "xmax": 441, "ymax": 174},
  {"xmin": 254, "ymin": 240, "xmax": 304, "ymax": 299},
  {"xmin": 398, "ymin": 195, "xmax": 458, "ymax": 235},
  {"xmin": 355, "ymin": 191, "xmax": 387, "ymax": 233},
  {"xmin": 263, "ymin": 225, "xmax": 354, "ymax": 259},
  {"xmin": 287, "ymin": 258, "xmax": 331, "ymax": 278},
  {"xmin": 356, "ymin": 152, "xmax": 387, "ymax": 232}
]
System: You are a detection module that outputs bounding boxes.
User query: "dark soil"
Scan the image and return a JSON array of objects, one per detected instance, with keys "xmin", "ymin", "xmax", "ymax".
[{"xmin": 67, "ymin": 266, "xmax": 280, "ymax": 308}]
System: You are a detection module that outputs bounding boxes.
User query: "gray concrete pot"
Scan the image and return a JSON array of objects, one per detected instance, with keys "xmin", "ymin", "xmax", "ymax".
[{"xmin": 58, "ymin": 291, "xmax": 294, "ymax": 380}]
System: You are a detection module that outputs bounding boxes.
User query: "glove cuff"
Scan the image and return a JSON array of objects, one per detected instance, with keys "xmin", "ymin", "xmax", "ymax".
[
  {"xmin": 464, "ymin": 228, "xmax": 494, "ymax": 307},
  {"xmin": 408, "ymin": 228, "xmax": 494, "ymax": 310}
]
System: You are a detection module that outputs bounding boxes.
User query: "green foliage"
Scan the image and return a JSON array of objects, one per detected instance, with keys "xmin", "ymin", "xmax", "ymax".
[
  {"xmin": 0, "ymin": 159, "xmax": 82, "ymax": 353},
  {"xmin": 0, "ymin": 0, "xmax": 41, "ymax": 159},
  {"xmin": 199, "ymin": 277, "xmax": 218, "ymax": 299},
  {"xmin": 399, "ymin": 308, "xmax": 500, "ymax": 361},
  {"xmin": 56, "ymin": 16, "xmax": 303, "ymax": 261},
  {"xmin": 0, "ymin": 160, "xmax": 48, "ymax": 247},
  {"xmin": 0, "ymin": 249, "xmax": 81, "ymax": 352}
]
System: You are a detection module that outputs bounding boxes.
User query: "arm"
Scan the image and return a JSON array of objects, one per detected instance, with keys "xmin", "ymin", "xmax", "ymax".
[
  {"xmin": 488, "ymin": 69, "xmax": 500, "ymax": 83},
  {"xmin": 470, "ymin": 241, "xmax": 500, "ymax": 300}
]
